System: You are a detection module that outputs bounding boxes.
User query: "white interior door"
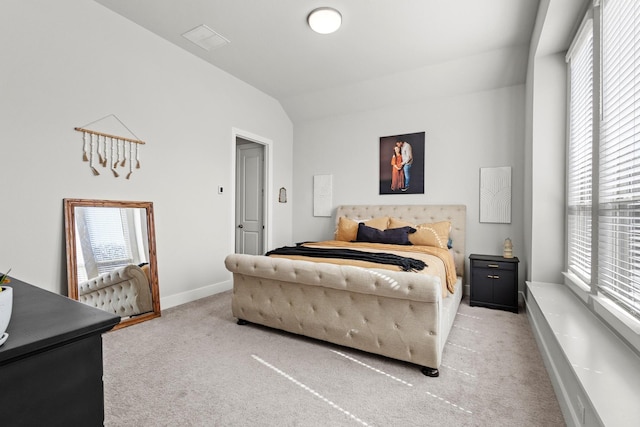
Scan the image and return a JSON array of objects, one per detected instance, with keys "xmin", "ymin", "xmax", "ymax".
[{"xmin": 235, "ymin": 140, "xmax": 264, "ymax": 255}]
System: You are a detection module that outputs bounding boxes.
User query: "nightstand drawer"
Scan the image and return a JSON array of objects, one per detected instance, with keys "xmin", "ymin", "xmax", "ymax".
[{"xmin": 471, "ymin": 259, "xmax": 517, "ymax": 271}]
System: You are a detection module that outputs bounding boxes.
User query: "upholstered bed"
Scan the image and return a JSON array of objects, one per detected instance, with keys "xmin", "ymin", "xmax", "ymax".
[
  {"xmin": 78, "ymin": 263, "xmax": 153, "ymax": 317},
  {"xmin": 224, "ymin": 204, "xmax": 466, "ymax": 376}
]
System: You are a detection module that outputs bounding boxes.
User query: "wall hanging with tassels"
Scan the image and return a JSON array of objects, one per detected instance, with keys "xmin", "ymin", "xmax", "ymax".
[{"xmin": 74, "ymin": 114, "xmax": 145, "ymax": 179}]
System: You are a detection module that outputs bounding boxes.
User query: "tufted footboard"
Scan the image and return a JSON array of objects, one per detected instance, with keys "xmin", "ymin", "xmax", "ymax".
[
  {"xmin": 78, "ymin": 264, "xmax": 152, "ymax": 317},
  {"xmin": 225, "ymin": 253, "xmax": 449, "ymax": 373}
]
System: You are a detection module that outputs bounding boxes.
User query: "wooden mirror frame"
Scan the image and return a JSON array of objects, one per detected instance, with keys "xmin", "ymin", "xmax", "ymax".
[{"xmin": 64, "ymin": 198, "xmax": 160, "ymax": 329}]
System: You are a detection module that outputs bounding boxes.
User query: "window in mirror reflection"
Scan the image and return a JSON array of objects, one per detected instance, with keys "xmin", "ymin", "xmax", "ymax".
[{"xmin": 74, "ymin": 207, "xmax": 149, "ymax": 282}]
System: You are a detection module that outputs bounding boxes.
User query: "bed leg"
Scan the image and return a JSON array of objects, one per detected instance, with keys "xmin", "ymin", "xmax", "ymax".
[
  {"xmin": 237, "ymin": 319, "xmax": 249, "ymax": 325},
  {"xmin": 421, "ymin": 367, "xmax": 439, "ymax": 377}
]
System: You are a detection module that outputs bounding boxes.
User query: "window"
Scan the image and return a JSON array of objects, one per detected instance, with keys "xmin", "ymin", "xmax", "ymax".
[
  {"xmin": 567, "ymin": 18, "xmax": 594, "ymax": 286},
  {"xmin": 566, "ymin": 0, "xmax": 640, "ymax": 320},
  {"xmin": 75, "ymin": 207, "xmax": 140, "ymax": 282},
  {"xmin": 599, "ymin": 0, "xmax": 640, "ymax": 318}
]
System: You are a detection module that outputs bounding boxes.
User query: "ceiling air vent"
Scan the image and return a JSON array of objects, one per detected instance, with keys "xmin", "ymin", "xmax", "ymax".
[{"xmin": 182, "ymin": 24, "xmax": 230, "ymax": 51}]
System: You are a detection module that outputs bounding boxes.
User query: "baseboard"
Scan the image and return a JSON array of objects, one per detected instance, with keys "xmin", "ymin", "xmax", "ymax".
[{"xmin": 160, "ymin": 280, "xmax": 232, "ymax": 310}]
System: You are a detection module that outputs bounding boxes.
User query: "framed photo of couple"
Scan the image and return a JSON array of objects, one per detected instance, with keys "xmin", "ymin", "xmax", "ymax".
[{"xmin": 379, "ymin": 131, "xmax": 425, "ymax": 195}]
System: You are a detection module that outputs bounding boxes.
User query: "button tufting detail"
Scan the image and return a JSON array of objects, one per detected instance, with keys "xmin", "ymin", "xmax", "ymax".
[{"xmin": 224, "ymin": 205, "xmax": 466, "ymax": 372}]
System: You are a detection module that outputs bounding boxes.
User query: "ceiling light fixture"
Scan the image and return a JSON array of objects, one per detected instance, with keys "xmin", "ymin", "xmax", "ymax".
[{"xmin": 307, "ymin": 7, "xmax": 342, "ymax": 34}]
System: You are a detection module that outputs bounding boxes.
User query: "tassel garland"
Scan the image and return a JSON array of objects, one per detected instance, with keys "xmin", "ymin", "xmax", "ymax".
[
  {"xmin": 89, "ymin": 134, "xmax": 100, "ymax": 176},
  {"xmin": 77, "ymin": 129, "xmax": 145, "ymax": 179},
  {"xmin": 82, "ymin": 132, "xmax": 89, "ymax": 162}
]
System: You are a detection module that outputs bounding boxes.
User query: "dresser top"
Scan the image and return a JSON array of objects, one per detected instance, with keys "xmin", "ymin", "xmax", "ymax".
[{"xmin": 0, "ymin": 277, "xmax": 119, "ymax": 364}]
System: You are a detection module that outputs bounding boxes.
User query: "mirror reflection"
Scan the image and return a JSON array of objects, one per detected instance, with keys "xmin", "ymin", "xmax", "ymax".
[{"xmin": 64, "ymin": 199, "xmax": 160, "ymax": 329}]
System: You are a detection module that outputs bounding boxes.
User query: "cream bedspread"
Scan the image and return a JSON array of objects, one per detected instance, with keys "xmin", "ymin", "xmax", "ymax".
[{"xmin": 268, "ymin": 240, "xmax": 457, "ymax": 297}]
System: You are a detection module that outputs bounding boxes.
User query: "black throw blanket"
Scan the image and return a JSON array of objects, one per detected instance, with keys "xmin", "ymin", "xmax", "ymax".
[{"xmin": 265, "ymin": 245, "xmax": 426, "ymax": 272}]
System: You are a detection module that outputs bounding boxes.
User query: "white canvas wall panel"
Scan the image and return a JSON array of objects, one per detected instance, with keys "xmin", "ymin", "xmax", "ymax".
[
  {"xmin": 313, "ymin": 174, "xmax": 332, "ymax": 217},
  {"xmin": 480, "ymin": 166, "xmax": 512, "ymax": 223}
]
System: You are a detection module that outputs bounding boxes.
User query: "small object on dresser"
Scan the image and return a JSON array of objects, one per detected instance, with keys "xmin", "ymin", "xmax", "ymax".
[
  {"xmin": 503, "ymin": 238, "xmax": 513, "ymax": 258},
  {"xmin": 0, "ymin": 284, "xmax": 13, "ymax": 347}
]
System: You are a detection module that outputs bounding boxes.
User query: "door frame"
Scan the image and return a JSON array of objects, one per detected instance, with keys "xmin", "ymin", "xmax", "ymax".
[{"xmin": 231, "ymin": 127, "xmax": 272, "ymax": 253}]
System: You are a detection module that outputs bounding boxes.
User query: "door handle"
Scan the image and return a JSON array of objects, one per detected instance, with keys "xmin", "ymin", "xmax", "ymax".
[{"xmin": 238, "ymin": 224, "xmax": 244, "ymax": 228}]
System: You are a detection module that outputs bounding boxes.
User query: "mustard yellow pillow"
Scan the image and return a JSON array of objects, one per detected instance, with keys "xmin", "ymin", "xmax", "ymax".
[
  {"xmin": 388, "ymin": 217, "xmax": 451, "ymax": 248},
  {"xmin": 335, "ymin": 216, "xmax": 389, "ymax": 241}
]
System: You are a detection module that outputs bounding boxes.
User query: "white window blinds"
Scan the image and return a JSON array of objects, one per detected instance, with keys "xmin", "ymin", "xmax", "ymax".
[
  {"xmin": 567, "ymin": 21, "xmax": 594, "ymax": 284},
  {"xmin": 77, "ymin": 207, "xmax": 134, "ymax": 280},
  {"xmin": 599, "ymin": 0, "xmax": 640, "ymax": 317}
]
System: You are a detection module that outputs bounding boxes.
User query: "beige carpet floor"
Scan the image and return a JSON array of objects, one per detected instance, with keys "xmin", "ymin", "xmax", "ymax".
[{"xmin": 102, "ymin": 291, "xmax": 565, "ymax": 426}]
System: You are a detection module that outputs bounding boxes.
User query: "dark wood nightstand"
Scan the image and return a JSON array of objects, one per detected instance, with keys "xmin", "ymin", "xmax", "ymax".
[{"xmin": 469, "ymin": 254, "xmax": 519, "ymax": 313}]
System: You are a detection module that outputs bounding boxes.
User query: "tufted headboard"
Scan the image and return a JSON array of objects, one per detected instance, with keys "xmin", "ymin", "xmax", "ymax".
[{"xmin": 335, "ymin": 205, "xmax": 466, "ymax": 277}]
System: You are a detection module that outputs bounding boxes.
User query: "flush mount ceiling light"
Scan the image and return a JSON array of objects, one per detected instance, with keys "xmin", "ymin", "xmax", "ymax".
[{"xmin": 307, "ymin": 7, "xmax": 342, "ymax": 34}]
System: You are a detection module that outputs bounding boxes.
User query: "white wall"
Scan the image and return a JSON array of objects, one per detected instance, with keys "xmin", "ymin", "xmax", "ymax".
[
  {"xmin": 529, "ymin": 53, "xmax": 567, "ymax": 283},
  {"xmin": 293, "ymin": 85, "xmax": 526, "ymax": 286},
  {"xmin": 524, "ymin": 0, "xmax": 588, "ymax": 284},
  {"xmin": 0, "ymin": 0, "xmax": 293, "ymax": 304}
]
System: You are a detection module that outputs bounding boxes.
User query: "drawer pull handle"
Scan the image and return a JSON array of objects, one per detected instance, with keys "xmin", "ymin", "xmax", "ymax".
[
  {"xmin": 487, "ymin": 275, "xmax": 500, "ymax": 279},
  {"xmin": 488, "ymin": 264, "xmax": 500, "ymax": 268}
]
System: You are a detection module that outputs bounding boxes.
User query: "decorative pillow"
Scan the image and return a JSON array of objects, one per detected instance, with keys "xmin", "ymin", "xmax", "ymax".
[
  {"xmin": 335, "ymin": 216, "xmax": 390, "ymax": 241},
  {"xmin": 388, "ymin": 218, "xmax": 451, "ymax": 249},
  {"xmin": 355, "ymin": 223, "xmax": 415, "ymax": 245},
  {"xmin": 138, "ymin": 263, "xmax": 152, "ymax": 285}
]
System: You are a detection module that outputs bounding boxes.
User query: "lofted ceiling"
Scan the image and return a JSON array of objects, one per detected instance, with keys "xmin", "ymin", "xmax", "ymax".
[{"xmin": 95, "ymin": 0, "xmax": 540, "ymax": 122}]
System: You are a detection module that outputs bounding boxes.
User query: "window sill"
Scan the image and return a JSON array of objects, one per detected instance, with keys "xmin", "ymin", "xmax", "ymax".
[
  {"xmin": 591, "ymin": 295, "xmax": 640, "ymax": 355},
  {"xmin": 563, "ymin": 271, "xmax": 640, "ymax": 356},
  {"xmin": 526, "ymin": 281, "xmax": 640, "ymax": 426},
  {"xmin": 562, "ymin": 271, "xmax": 590, "ymax": 303}
]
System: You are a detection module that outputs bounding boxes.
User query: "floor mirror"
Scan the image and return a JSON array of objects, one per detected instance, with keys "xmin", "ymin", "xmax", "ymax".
[{"xmin": 64, "ymin": 198, "xmax": 160, "ymax": 329}]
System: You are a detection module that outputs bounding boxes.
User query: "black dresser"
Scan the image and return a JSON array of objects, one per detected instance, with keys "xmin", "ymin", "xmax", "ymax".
[
  {"xmin": 0, "ymin": 277, "xmax": 120, "ymax": 426},
  {"xmin": 469, "ymin": 254, "xmax": 520, "ymax": 313}
]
